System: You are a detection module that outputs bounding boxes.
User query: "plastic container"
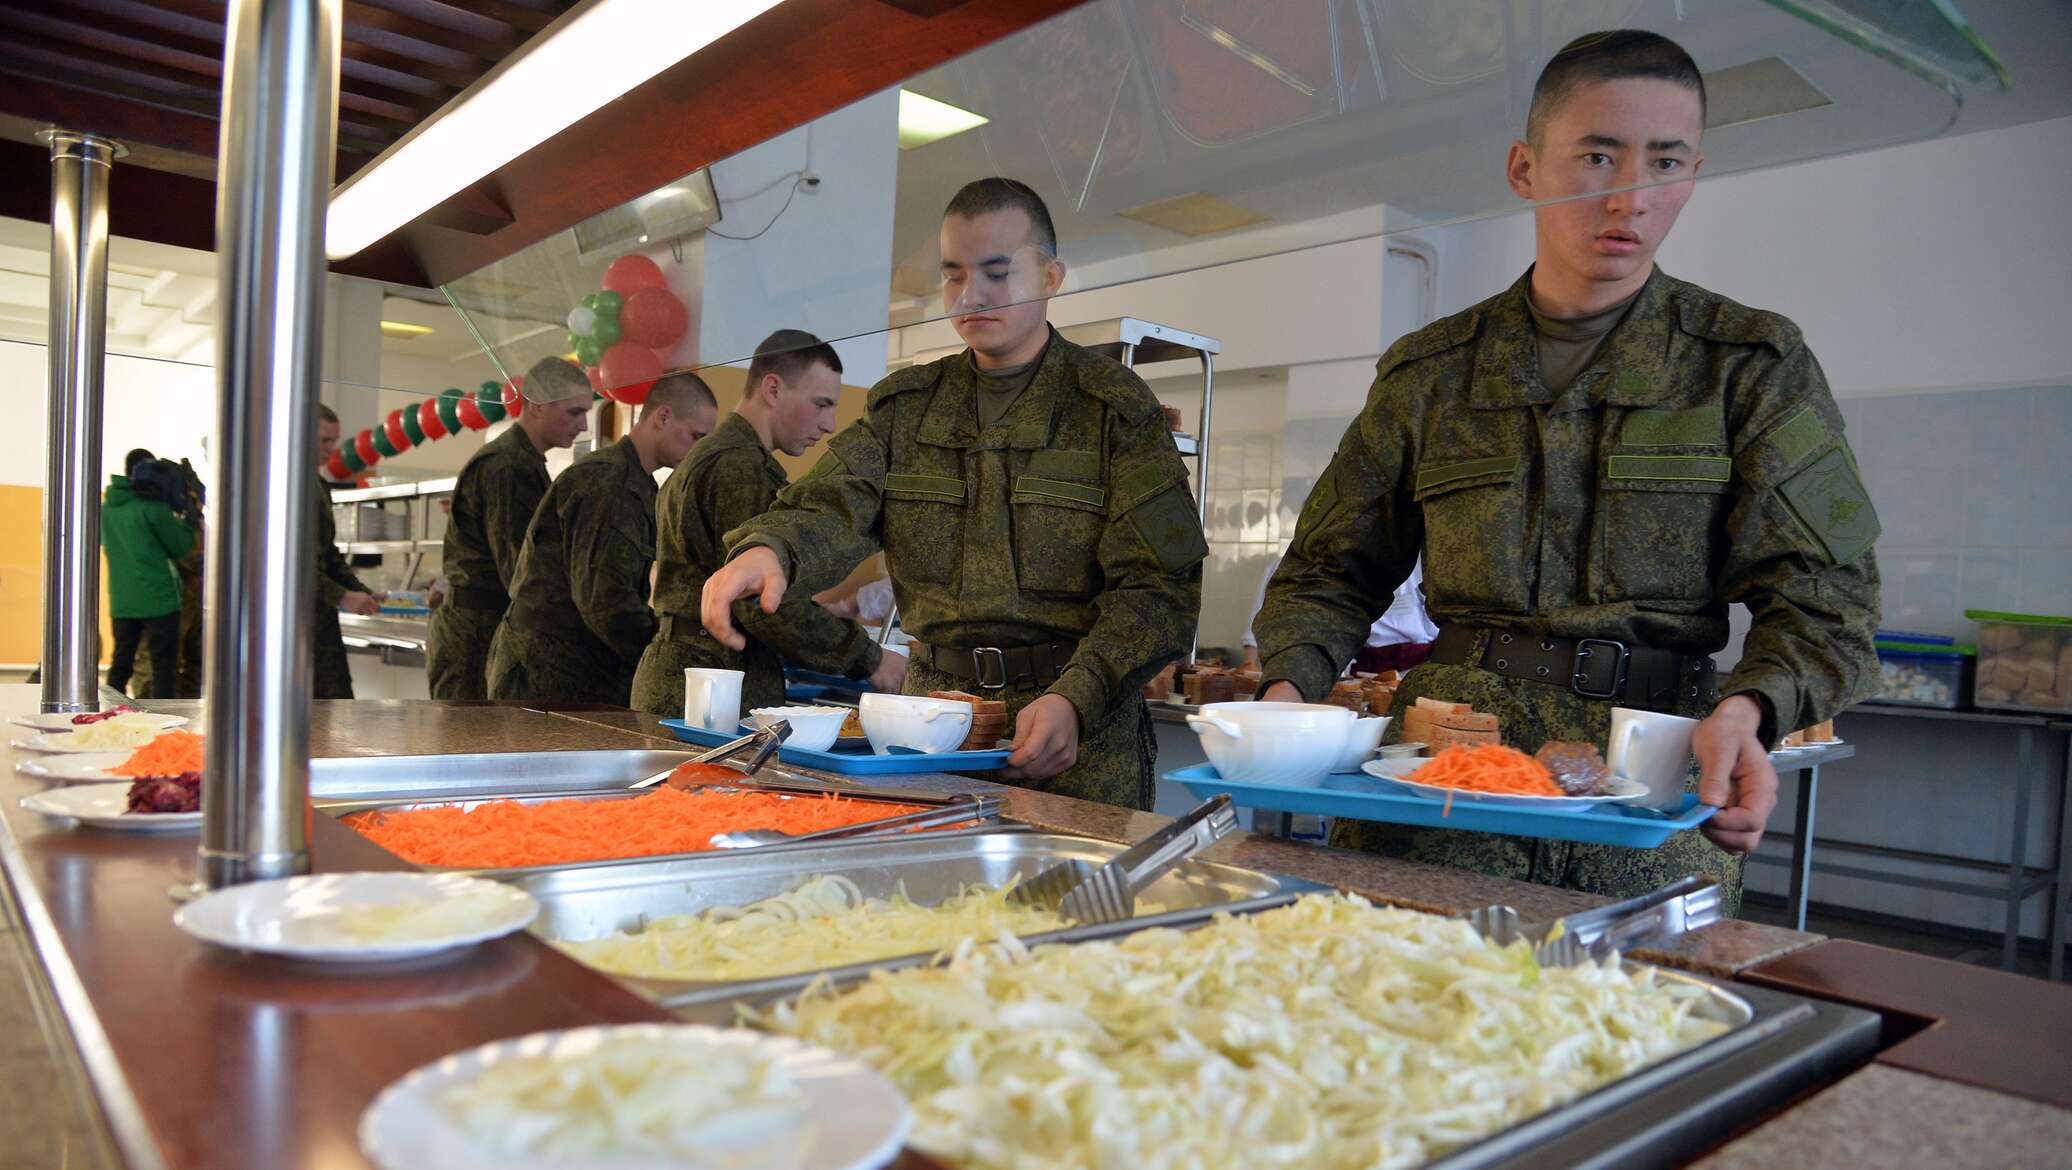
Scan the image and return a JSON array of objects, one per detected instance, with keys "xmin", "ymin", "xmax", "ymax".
[
  {"xmin": 1864, "ymin": 640, "xmax": 1974, "ymax": 710},
  {"xmin": 1966, "ymin": 610, "xmax": 2072, "ymax": 715}
]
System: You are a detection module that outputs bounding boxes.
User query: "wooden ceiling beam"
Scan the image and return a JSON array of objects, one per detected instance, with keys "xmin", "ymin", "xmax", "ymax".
[{"xmin": 341, "ymin": 1, "xmax": 520, "ymax": 69}]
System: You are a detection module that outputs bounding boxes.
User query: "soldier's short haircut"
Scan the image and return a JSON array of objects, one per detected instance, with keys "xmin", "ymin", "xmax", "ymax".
[
  {"xmin": 642, "ymin": 370, "xmax": 716, "ymax": 420},
  {"xmin": 317, "ymin": 403, "xmax": 339, "ymax": 425},
  {"xmin": 522, "ymin": 355, "xmax": 592, "ymax": 404},
  {"xmin": 943, "ymin": 177, "xmax": 1057, "ymax": 257},
  {"xmin": 1527, "ymin": 30, "xmax": 1706, "ymax": 145},
  {"xmin": 744, "ymin": 329, "xmax": 842, "ymax": 393}
]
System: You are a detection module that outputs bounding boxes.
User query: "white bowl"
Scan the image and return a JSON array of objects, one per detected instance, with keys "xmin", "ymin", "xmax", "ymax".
[
  {"xmin": 748, "ymin": 706, "xmax": 847, "ymax": 752},
  {"xmin": 1330, "ymin": 715, "xmax": 1393, "ymax": 773},
  {"xmin": 858, "ymin": 693, "xmax": 972, "ymax": 755},
  {"xmin": 1185, "ymin": 701, "xmax": 1354, "ymax": 787}
]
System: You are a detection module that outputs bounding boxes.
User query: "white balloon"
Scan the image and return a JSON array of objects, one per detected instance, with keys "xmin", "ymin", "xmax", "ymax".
[{"xmin": 566, "ymin": 306, "xmax": 597, "ymax": 335}]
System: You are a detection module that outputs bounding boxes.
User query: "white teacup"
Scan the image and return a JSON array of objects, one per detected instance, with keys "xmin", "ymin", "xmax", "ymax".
[
  {"xmin": 1607, "ymin": 707, "xmax": 1700, "ymax": 811},
  {"xmin": 683, "ymin": 668, "xmax": 744, "ymax": 733}
]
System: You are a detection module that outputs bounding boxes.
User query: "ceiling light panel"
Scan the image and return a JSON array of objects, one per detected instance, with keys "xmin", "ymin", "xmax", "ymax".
[{"xmin": 898, "ymin": 89, "xmax": 989, "ymax": 150}]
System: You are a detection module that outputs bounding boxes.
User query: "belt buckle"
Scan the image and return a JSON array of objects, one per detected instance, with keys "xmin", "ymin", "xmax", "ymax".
[
  {"xmin": 1572, "ymin": 638, "xmax": 1629, "ymax": 700},
  {"xmin": 971, "ymin": 647, "xmax": 1008, "ymax": 691}
]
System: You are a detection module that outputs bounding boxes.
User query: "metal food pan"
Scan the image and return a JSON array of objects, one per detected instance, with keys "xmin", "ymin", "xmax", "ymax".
[
  {"xmin": 511, "ymin": 830, "xmax": 1334, "ymax": 1009},
  {"xmin": 310, "ymin": 749, "xmax": 707, "ymax": 802}
]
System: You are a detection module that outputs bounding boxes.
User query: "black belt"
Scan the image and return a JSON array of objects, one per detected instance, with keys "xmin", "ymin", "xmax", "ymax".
[
  {"xmin": 1429, "ymin": 626, "xmax": 1718, "ymax": 714},
  {"xmin": 911, "ymin": 639, "xmax": 1080, "ymax": 690},
  {"xmin": 657, "ymin": 614, "xmax": 705, "ymax": 643},
  {"xmin": 448, "ymin": 585, "xmax": 509, "ymax": 614}
]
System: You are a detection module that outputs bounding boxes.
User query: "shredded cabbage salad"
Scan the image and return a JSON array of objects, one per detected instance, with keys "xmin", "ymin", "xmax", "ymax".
[
  {"xmin": 62, "ymin": 713, "xmax": 166, "ymax": 750},
  {"xmin": 439, "ymin": 1031, "xmax": 812, "ymax": 1167},
  {"xmin": 756, "ymin": 893, "xmax": 1727, "ymax": 1170},
  {"xmin": 557, "ymin": 874, "xmax": 1108, "ymax": 982}
]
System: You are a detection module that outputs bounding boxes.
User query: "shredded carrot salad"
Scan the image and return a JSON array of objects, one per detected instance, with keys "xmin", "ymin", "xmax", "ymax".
[
  {"xmin": 112, "ymin": 730, "xmax": 204, "ymax": 778},
  {"xmin": 1405, "ymin": 744, "xmax": 1564, "ymax": 797},
  {"xmin": 344, "ymin": 787, "xmax": 932, "ymax": 869}
]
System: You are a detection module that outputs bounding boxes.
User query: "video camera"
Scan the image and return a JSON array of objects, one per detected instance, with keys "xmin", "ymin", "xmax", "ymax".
[{"xmin": 129, "ymin": 457, "xmax": 205, "ymax": 522}]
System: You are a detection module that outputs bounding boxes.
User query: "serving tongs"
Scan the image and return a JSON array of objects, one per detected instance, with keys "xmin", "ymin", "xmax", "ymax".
[
  {"xmin": 1461, "ymin": 875, "xmax": 1721, "ymax": 968},
  {"xmin": 708, "ymin": 793, "xmax": 1002, "ymax": 849},
  {"xmin": 1009, "ymin": 794, "xmax": 1238, "ymax": 924},
  {"xmin": 630, "ymin": 721, "xmax": 790, "ymax": 789}
]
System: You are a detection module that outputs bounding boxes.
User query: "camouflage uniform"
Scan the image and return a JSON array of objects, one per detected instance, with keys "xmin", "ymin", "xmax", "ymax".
[
  {"xmin": 428, "ymin": 425, "xmax": 549, "ymax": 699},
  {"xmin": 312, "ymin": 475, "xmax": 371, "ymax": 700},
  {"xmin": 1255, "ymin": 269, "xmax": 1883, "ymax": 911},
  {"xmin": 486, "ymin": 437, "xmax": 657, "ymax": 706},
  {"xmin": 727, "ymin": 329, "xmax": 1206, "ymax": 809},
  {"xmin": 631, "ymin": 412, "xmax": 881, "ymax": 718}
]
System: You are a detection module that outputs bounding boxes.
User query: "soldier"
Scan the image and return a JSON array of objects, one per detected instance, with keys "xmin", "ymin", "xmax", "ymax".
[
  {"xmin": 427, "ymin": 356, "xmax": 594, "ymax": 699},
  {"xmin": 1254, "ymin": 31, "xmax": 1881, "ymax": 913},
  {"xmin": 313, "ymin": 405, "xmax": 381, "ymax": 700},
  {"xmin": 486, "ymin": 372, "xmax": 716, "ymax": 705},
  {"xmin": 632, "ymin": 330, "xmax": 906, "ymax": 718},
  {"xmin": 700, "ymin": 179, "xmax": 1207, "ymax": 809}
]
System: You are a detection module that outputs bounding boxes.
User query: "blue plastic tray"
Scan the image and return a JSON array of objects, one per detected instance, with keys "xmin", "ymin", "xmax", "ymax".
[
  {"xmin": 377, "ymin": 605, "xmax": 431, "ymax": 617},
  {"xmin": 1165, "ymin": 763, "xmax": 1717, "ymax": 849},
  {"xmin": 661, "ymin": 718, "xmax": 1010, "ymax": 776}
]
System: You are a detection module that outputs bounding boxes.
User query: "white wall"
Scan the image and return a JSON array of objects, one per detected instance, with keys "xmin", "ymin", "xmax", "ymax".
[{"xmin": 0, "ymin": 339, "xmax": 215, "ymax": 490}]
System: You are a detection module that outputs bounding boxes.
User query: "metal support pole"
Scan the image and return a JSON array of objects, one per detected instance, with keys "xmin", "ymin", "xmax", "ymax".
[
  {"xmin": 1786, "ymin": 764, "xmax": 1820, "ymax": 933},
  {"xmin": 200, "ymin": 0, "xmax": 342, "ymax": 889},
  {"xmin": 38, "ymin": 130, "xmax": 124, "ymax": 714}
]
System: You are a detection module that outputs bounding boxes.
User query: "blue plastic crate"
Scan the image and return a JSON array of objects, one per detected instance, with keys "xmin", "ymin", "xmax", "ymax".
[
  {"xmin": 1164, "ymin": 763, "xmax": 1717, "ymax": 849},
  {"xmin": 661, "ymin": 718, "xmax": 1009, "ymax": 776}
]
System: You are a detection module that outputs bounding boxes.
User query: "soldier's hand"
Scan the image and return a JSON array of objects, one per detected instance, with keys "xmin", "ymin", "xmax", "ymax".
[
  {"xmin": 1259, "ymin": 681, "xmax": 1305, "ymax": 703},
  {"xmin": 339, "ymin": 591, "xmax": 380, "ymax": 617},
  {"xmin": 867, "ymin": 648, "xmax": 908, "ymax": 693},
  {"xmin": 1693, "ymin": 695, "xmax": 1779, "ymax": 854},
  {"xmin": 1004, "ymin": 693, "xmax": 1079, "ymax": 780},
  {"xmin": 701, "ymin": 547, "xmax": 787, "ymax": 651}
]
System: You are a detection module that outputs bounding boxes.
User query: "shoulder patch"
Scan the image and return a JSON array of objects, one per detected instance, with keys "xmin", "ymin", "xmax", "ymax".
[
  {"xmin": 1673, "ymin": 291, "xmax": 1803, "ymax": 355},
  {"xmin": 866, "ymin": 360, "xmax": 944, "ymax": 409},
  {"xmin": 1375, "ymin": 310, "xmax": 1480, "ymax": 382}
]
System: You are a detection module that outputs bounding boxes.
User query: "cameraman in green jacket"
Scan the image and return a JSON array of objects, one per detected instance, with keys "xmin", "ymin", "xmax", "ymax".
[{"xmin": 102, "ymin": 448, "xmax": 198, "ymax": 698}]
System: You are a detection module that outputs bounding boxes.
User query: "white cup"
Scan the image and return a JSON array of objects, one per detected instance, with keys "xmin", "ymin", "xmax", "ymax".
[
  {"xmin": 682, "ymin": 668, "xmax": 744, "ymax": 733},
  {"xmin": 1607, "ymin": 707, "xmax": 1701, "ymax": 811}
]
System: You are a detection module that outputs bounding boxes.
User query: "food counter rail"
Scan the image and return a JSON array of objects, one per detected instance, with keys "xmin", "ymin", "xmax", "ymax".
[{"xmin": 0, "ymin": 690, "xmax": 2059, "ymax": 1170}]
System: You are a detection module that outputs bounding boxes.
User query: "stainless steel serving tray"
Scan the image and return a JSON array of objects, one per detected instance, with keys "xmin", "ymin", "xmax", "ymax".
[
  {"xmin": 675, "ymin": 901, "xmax": 1876, "ymax": 1170},
  {"xmin": 511, "ymin": 829, "xmax": 1333, "ymax": 1009}
]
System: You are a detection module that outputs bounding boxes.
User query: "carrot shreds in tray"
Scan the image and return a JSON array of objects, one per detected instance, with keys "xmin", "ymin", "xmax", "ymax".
[
  {"xmin": 111, "ymin": 730, "xmax": 205, "ymax": 778},
  {"xmin": 343, "ymin": 787, "xmax": 933, "ymax": 869},
  {"xmin": 1406, "ymin": 744, "xmax": 1564, "ymax": 798}
]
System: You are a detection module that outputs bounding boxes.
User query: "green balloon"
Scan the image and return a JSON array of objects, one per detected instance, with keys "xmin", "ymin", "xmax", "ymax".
[
  {"xmin": 479, "ymin": 381, "xmax": 502, "ymax": 398},
  {"xmin": 476, "ymin": 383, "xmax": 508, "ymax": 422},
  {"xmin": 401, "ymin": 411, "xmax": 427, "ymax": 446},
  {"xmin": 592, "ymin": 290, "xmax": 622, "ymax": 317},
  {"xmin": 436, "ymin": 387, "xmax": 465, "ymax": 434},
  {"xmin": 574, "ymin": 337, "xmax": 602, "ymax": 367},
  {"xmin": 371, "ymin": 429, "xmax": 400, "ymax": 458},
  {"xmin": 340, "ymin": 444, "xmax": 367, "ymax": 473},
  {"xmin": 567, "ymin": 331, "xmax": 587, "ymax": 353},
  {"xmin": 590, "ymin": 315, "xmax": 621, "ymax": 348},
  {"xmin": 581, "ymin": 292, "xmax": 601, "ymax": 311}
]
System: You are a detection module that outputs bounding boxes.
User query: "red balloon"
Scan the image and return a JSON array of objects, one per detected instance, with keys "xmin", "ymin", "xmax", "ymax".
[
  {"xmin": 598, "ymin": 342, "xmax": 662, "ymax": 404},
  {"xmin": 503, "ymin": 376, "xmax": 525, "ymax": 418},
  {"xmin": 325, "ymin": 450, "xmax": 350, "ymax": 480},
  {"xmin": 618, "ymin": 287, "xmax": 688, "ymax": 349},
  {"xmin": 456, "ymin": 397, "xmax": 490, "ymax": 430},
  {"xmin": 601, "ymin": 254, "xmax": 666, "ymax": 298},
  {"xmin": 585, "ymin": 365, "xmax": 607, "ymax": 393},
  {"xmin": 353, "ymin": 430, "xmax": 380, "ymax": 466},
  {"xmin": 383, "ymin": 410, "xmax": 413, "ymax": 452},
  {"xmin": 417, "ymin": 397, "xmax": 448, "ymax": 440}
]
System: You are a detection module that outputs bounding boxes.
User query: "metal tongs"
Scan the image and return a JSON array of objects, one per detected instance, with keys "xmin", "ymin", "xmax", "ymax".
[
  {"xmin": 709, "ymin": 793, "xmax": 1002, "ymax": 849},
  {"xmin": 630, "ymin": 721, "xmax": 791, "ymax": 789},
  {"xmin": 1009, "ymin": 794, "xmax": 1239, "ymax": 924},
  {"xmin": 1461, "ymin": 875, "xmax": 1721, "ymax": 968}
]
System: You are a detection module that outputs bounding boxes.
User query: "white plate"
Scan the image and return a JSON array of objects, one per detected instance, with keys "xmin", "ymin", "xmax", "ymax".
[
  {"xmin": 12, "ymin": 730, "xmax": 174, "ymax": 755},
  {"xmin": 1359, "ymin": 758, "xmax": 1650, "ymax": 811},
  {"xmin": 21, "ymin": 783, "xmax": 200, "ymax": 831},
  {"xmin": 16, "ymin": 752, "xmax": 132, "ymax": 784},
  {"xmin": 174, "ymin": 872, "xmax": 538, "ymax": 964},
  {"xmin": 7, "ymin": 711, "xmax": 185, "ymax": 733},
  {"xmin": 359, "ymin": 1023, "xmax": 911, "ymax": 1170}
]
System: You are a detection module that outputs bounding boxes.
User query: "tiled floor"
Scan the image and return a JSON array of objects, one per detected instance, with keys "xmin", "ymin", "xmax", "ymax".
[{"xmin": 0, "ymin": 897, "xmax": 122, "ymax": 1170}]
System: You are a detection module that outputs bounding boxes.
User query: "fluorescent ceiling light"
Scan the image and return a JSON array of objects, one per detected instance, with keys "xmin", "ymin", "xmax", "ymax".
[
  {"xmin": 378, "ymin": 319, "xmax": 434, "ymax": 338},
  {"xmin": 897, "ymin": 90, "xmax": 988, "ymax": 150},
  {"xmin": 326, "ymin": 0, "xmax": 783, "ymax": 260}
]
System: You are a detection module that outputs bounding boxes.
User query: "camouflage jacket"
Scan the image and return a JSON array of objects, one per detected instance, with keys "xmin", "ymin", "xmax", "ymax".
[
  {"xmin": 502, "ymin": 436, "xmax": 658, "ymax": 677},
  {"xmin": 313, "ymin": 475, "xmax": 369, "ymax": 610},
  {"xmin": 442, "ymin": 423, "xmax": 548, "ymax": 606},
  {"xmin": 729, "ymin": 329, "xmax": 1207, "ymax": 727},
  {"xmin": 651, "ymin": 411, "xmax": 879, "ymax": 677},
  {"xmin": 1255, "ymin": 268, "xmax": 1881, "ymax": 743}
]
